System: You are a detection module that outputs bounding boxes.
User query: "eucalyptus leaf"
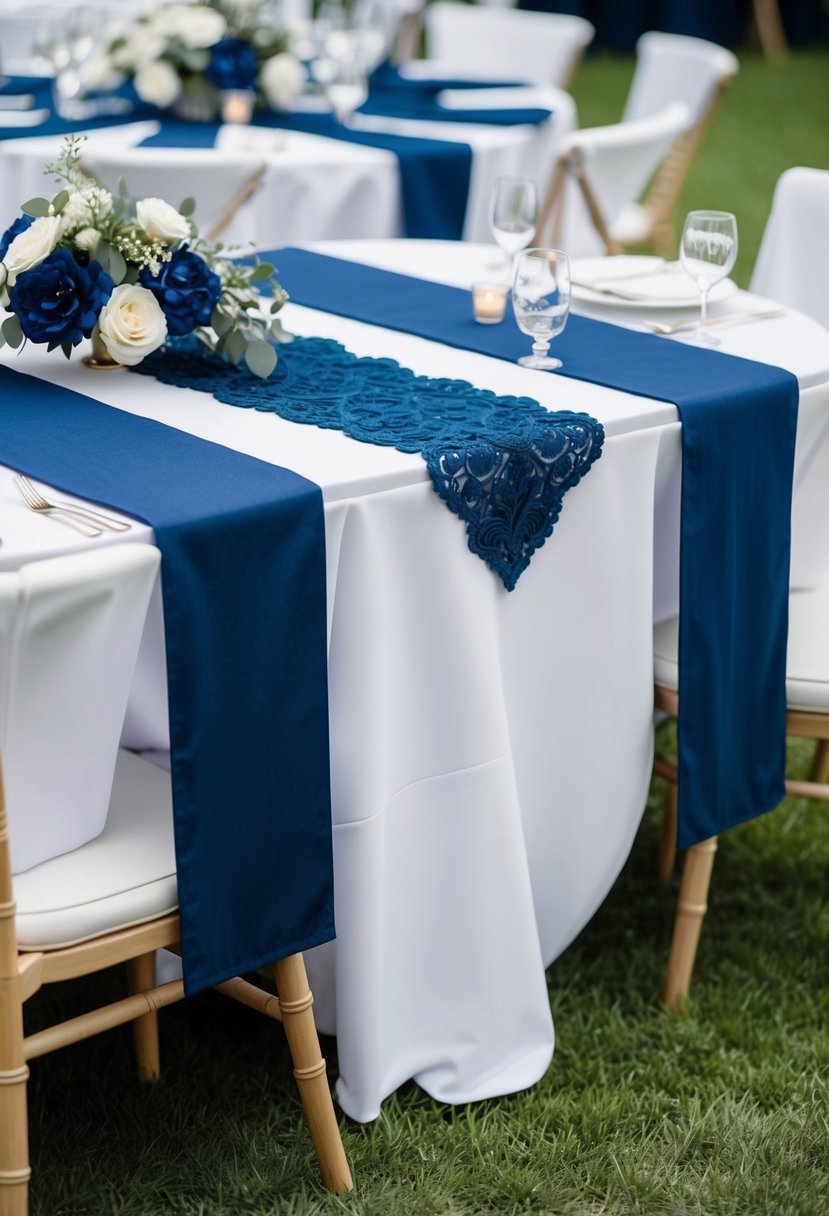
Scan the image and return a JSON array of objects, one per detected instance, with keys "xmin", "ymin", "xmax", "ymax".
[
  {"xmin": 123, "ymin": 264, "xmax": 139, "ymax": 285},
  {"xmin": 0, "ymin": 332, "xmax": 5, "ymax": 349},
  {"xmin": 108, "ymin": 245, "xmax": 128, "ymax": 286},
  {"xmin": 92, "ymin": 238, "xmax": 111, "ymax": 274},
  {"xmin": 249, "ymin": 262, "xmax": 276, "ymax": 283},
  {"xmin": 211, "ymin": 308, "xmax": 233, "ymax": 336},
  {"xmin": 225, "ymin": 329, "xmax": 246, "ymax": 366},
  {"xmin": 2, "ymin": 314, "xmax": 23, "ymax": 349},
  {"xmin": 245, "ymin": 339, "xmax": 277, "ymax": 379},
  {"xmin": 21, "ymin": 197, "xmax": 49, "ymax": 218},
  {"xmin": 179, "ymin": 197, "xmax": 196, "ymax": 218},
  {"xmin": 51, "ymin": 189, "xmax": 70, "ymax": 215}
]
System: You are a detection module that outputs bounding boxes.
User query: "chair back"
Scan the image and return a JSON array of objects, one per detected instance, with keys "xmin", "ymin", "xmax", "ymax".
[
  {"xmin": 424, "ymin": 3, "xmax": 595, "ymax": 87},
  {"xmin": 81, "ymin": 146, "xmax": 268, "ymax": 243},
  {"xmin": 0, "ymin": 545, "xmax": 160, "ymax": 875},
  {"xmin": 537, "ymin": 102, "xmax": 689, "ymax": 256},
  {"xmin": 623, "ymin": 32, "xmax": 738, "ymax": 130},
  {"xmin": 750, "ymin": 167, "xmax": 829, "ymax": 332}
]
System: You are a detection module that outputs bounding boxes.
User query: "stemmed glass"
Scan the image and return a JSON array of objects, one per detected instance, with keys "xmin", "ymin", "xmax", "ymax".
[
  {"xmin": 512, "ymin": 248, "xmax": 570, "ymax": 370},
  {"xmin": 325, "ymin": 57, "xmax": 368, "ymax": 124},
  {"xmin": 679, "ymin": 210, "xmax": 738, "ymax": 345},
  {"xmin": 490, "ymin": 177, "xmax": 537, "ymax": 277}
]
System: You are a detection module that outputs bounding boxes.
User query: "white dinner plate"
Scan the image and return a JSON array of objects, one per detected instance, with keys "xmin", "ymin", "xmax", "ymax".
[{"xmin": 570, "ymin": 256, "xmax": 739, "ymax": 310}]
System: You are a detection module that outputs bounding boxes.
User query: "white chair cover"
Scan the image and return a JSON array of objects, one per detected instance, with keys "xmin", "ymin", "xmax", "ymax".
[
  {"xmin": 0, "ymin": 544, "xmax": 160, "ymax": 874},
  {"xmin": 81, "ymin": 145, "xmax": 270, "ymax": 246},
  {"xmin": 750, "ymin": 167, "xmax": 829, "ymax": 333},
  {"xmin": 555, "ymin": 101, "xmax": 689, "ymax": 257},
  {"xmin": 623, "ymin": 31, "xmax": 738, "ymax": 130},
  {"xmin": 424, "ymin": 3, "xmax": 595, "ymax": 87}
]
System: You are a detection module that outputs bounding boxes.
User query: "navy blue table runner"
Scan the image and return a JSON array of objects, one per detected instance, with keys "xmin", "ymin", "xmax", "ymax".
[
  {"xmin": 265, "ymin": 247, "xmax": 800, "ymax": 850},
  {"xmin": 0, "ymin": 365, "xmax": 333, "ymax": 993}
]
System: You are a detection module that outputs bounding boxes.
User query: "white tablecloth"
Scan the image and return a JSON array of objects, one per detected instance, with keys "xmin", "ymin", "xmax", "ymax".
[
  {"xmin": 0, "ymin": 88, "xmax": 574, "ymax": 245},
  {"xmin": 1, "ymin": 241, "xmax": 828, "ymax": 1121}
]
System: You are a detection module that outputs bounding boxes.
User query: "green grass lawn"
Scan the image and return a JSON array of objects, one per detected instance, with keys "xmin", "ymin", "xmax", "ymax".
[{"xmin": 21, "ymin": 48, "xmax": 829, "ymax": 1216}]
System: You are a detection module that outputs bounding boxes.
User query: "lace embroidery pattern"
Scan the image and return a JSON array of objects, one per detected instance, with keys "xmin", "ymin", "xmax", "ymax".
[{"xmin": 133, "ymin": 336, "xmax": 604, "ymax": 591}]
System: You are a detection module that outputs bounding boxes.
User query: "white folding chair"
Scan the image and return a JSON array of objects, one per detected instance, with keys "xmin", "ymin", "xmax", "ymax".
[
  {"xmin": 609, "ymin": 32, "xmax": 739, "ymax": 254},
  {"xmin": 535, "ymin": 102, "xmax": 689, "ymax": 259},
  {"xmin": 424, "ymin": 3, "xmax": 595, "ymax": 88},
  {"xmin": 750, "ymin": 167, "xmax": 829, "ymax": 332},
  {"xmin": 0, "ymin": 546, "xmax": 352, "ymax": 1214}
]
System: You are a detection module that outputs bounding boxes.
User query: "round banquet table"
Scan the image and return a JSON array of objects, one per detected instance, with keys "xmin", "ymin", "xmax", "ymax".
[
  {"xmin": 1, "ymin": 240, "xmax": 828, "ymax": 1122},
  {"xmin": 0, "ymin": 86, "xmax": 574, "ymax": 247}
]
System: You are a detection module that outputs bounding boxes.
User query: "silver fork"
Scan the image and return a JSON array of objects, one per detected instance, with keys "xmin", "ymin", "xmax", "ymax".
[
  {"xmin": 14, "ymin": 476, "xmax": 102, "ymax": 537},
  {"xmin": 14, "ymin": 475, "xmax": 131, "ymax": 532}
]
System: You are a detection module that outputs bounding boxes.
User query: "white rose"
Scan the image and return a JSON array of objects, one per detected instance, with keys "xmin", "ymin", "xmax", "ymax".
[
  {"xmin": 260, "ymin": 53, "xmax": 305, "ymax": 111},
  {"xmin": 135, "ymin": 197, "xmax": 191, "ymax": 245},
  {"xmin": 97, "ymin": 284, "xmax": 167, "ymax": 366},
  {"xmin": 3, "ymin": 215, "xmax": 61, "ymax": 287},
  {"xmin": 134, "ymin": 59, "xmax": 182, "ymax": 109}
]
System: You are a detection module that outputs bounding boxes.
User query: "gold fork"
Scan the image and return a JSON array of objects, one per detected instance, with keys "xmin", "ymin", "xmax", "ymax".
[
  {"xmin": 14, "ymin": 474, "xmax": 132, "ymax": 533},
  {"xmin": 13, "ymin": 474, "xmax": 103, "ymax": 537}
]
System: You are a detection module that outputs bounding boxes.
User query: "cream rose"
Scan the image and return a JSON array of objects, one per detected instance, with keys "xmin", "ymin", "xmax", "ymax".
[
  {"xmin": 260, "ymin": 53, "xmax": 305, "ymax": 111},
  {"xmin": 74, "ymin": 227, "xmax": 101, "ymax": 252},
  {"xmin": 135, "ymin": 197, "xmax": 191, "ymax": 245},
  {"xmin": 3, "ymin": 215, "xmax": 61, "ymax": 287},
  {"xmin": 134, "ymin": 59, "xmax": 181, "ymax": 109},
  {"xmin": 97, "ymin": 284, "xmax": 167, "ymax": 366}
]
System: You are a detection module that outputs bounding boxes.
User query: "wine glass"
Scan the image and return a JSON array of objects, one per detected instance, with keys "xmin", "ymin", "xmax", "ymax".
[
  {"xmin": 490, "ymin": 177, "xmax": 537, "ymax": 277},
  {"xmin": 325, "ymin": 57, "xmax": 368, "ymax": 124},
  {"xmin": 512, "ymin": 248, "xmax": 570, "ymax": 371},
  {"xmin": 679, "ymin": 210, "xmax": 738, "ymax": 345}
]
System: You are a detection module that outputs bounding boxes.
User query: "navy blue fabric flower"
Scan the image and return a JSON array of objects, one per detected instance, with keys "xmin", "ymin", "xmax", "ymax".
[
  {"xmin": 140, "ymin": 248, "xmax": 221, "ymax": 336},
  {"xmin": 9, "ymin": 252, "xmax": 113, "ymax": 346},
  {"xmin": 205, "ymin": 38, "xmax": 259, "ymax": 90},
  {"xmin": 0, "ymin": 214, "xmax": 34, "ymax": 263}
]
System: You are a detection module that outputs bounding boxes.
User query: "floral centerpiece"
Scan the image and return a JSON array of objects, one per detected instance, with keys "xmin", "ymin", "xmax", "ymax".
[
  {"xmin": 0, "ymin": 136, "xmax": 286, "ymax": 378},
  {"xmin": 100, "ymin": 0, "xmax": 305, "ymax": 120}
]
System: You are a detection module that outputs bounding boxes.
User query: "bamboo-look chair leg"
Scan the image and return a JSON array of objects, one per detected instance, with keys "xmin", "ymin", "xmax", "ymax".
[
  {"xmin": 0, "ymin": 777, "xmax": 30, "ymax": 1216},
  {"xmin": 662, "ymin": 836, "xmax": 718, "ymax": 1011},
  {"xmin": 127, "ymin": 952, "xmax": 161, "ymax": 1083},
  {"xmin": 810, "ymin": 738, "xmax": 829, "ymax": 785},
  {"xmin": 657, "ymin": 782, "xmax": 678, "ymax": 882},
  {"xmin": 273, "ymin": 954, "xmax": 353, "ymax": 1195}
]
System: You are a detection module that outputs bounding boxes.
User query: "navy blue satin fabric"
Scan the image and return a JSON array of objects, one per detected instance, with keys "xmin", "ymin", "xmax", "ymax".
[
  {"xmin": 265, "ymin": 247, "xmax": 799, "ymax": 849},
  {"xmin": 0, "ymin": 365, "xmax": 333, "ymax": 992}
]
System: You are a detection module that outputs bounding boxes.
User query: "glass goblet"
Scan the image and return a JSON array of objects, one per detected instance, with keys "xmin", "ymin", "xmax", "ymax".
[
  {"xmin": 490, "ymin": 176, "xmax": 537, "ymax": 277},
  {"xmin": 679, "ymin": 210, "xmax": 738, "ymax": 345},
  {"xmin": 512, "ymin": 248, "xmax": 570, "ymax": 371},
  {"xmin": 325, "ymin": 58, "xmax": 368, "ymax": 125}
]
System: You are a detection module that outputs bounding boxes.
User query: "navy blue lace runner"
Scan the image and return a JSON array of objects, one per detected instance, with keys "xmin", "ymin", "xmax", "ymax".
[
  {"xmin": 132, "ymin": 335, "xmax": 603, "ymax": 593},
  {"xmin": 0, "ymin": 365, "xmax": 333, "ymax": 994},
  {"xmin": 263, "ymin": 248, "xmax": 799, "ymax": 852}
]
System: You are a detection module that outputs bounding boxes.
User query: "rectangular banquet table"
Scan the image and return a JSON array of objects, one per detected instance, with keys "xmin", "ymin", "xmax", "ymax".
[{"xmin": 1, "ymin": 239, "xmax": 828, "ymax": 1121}]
